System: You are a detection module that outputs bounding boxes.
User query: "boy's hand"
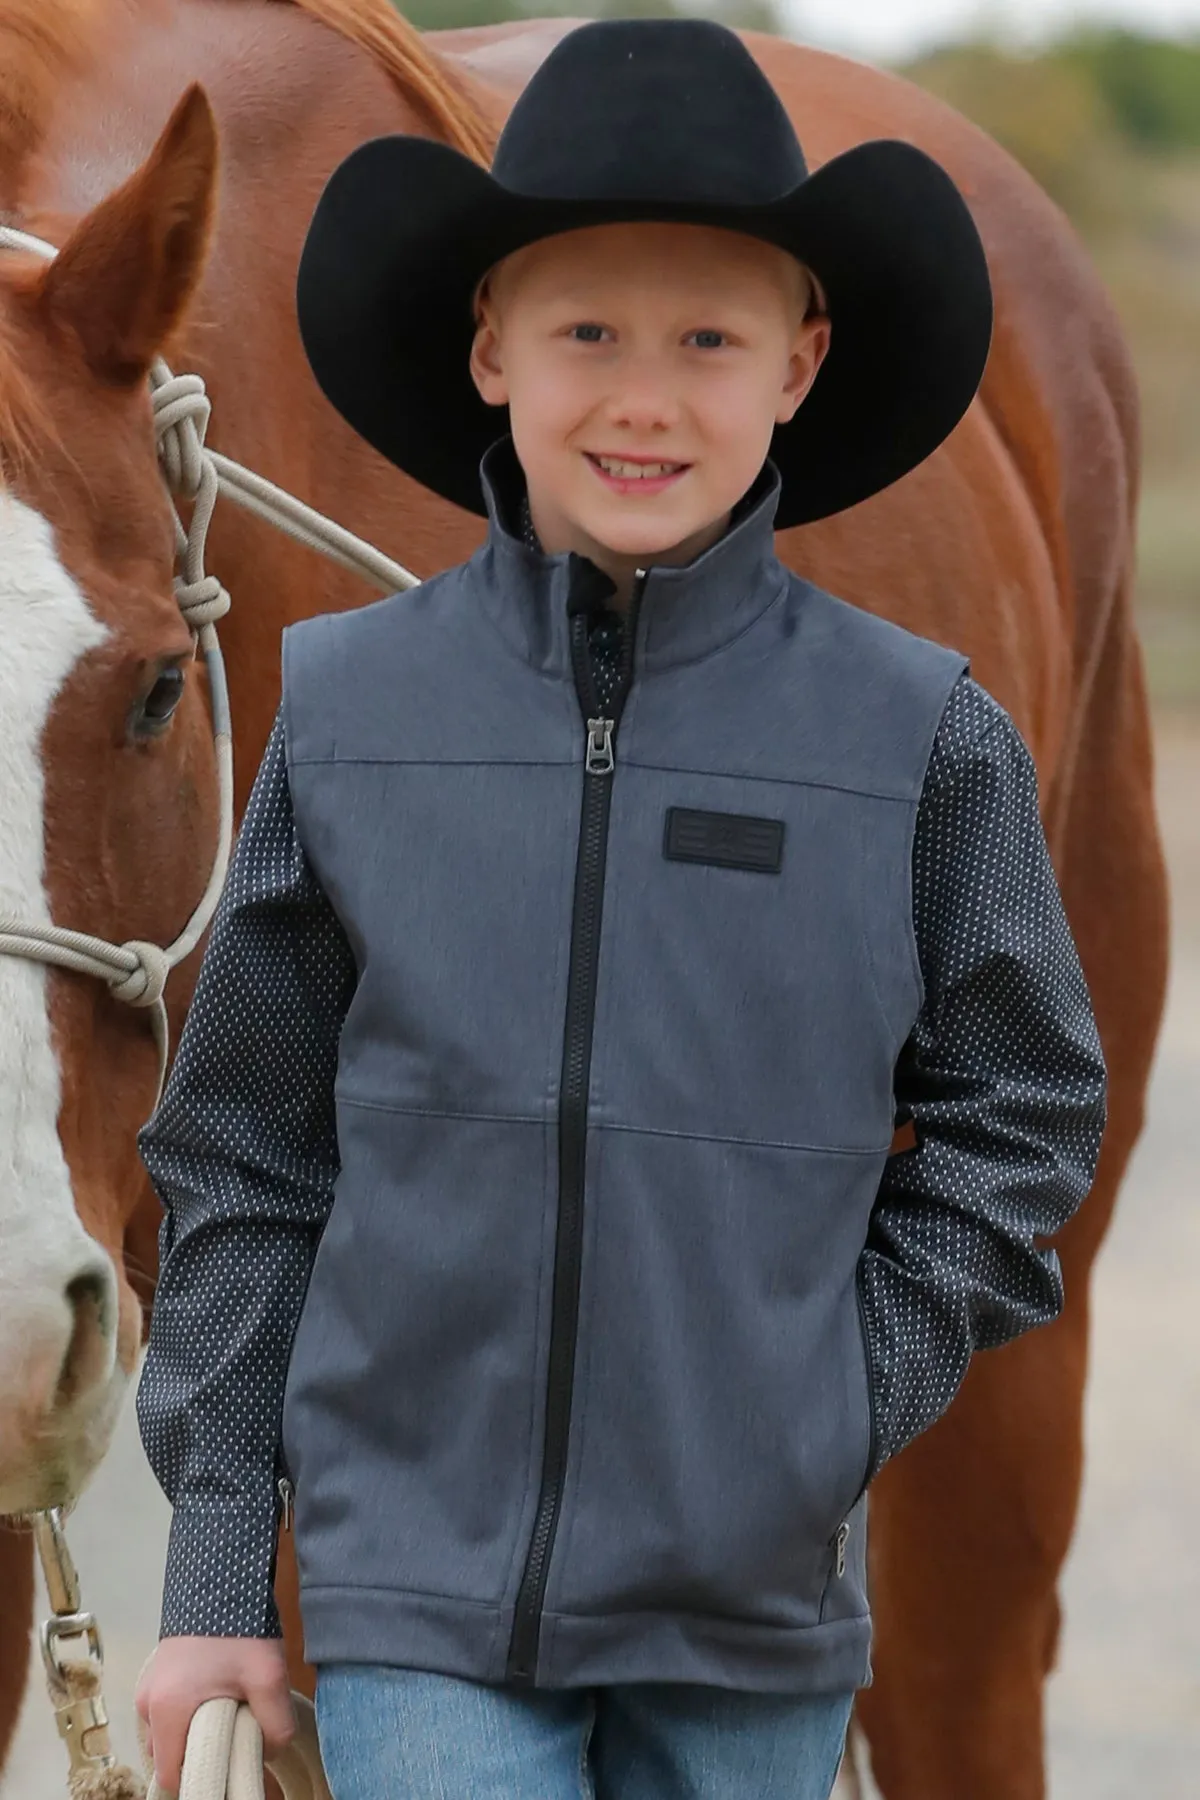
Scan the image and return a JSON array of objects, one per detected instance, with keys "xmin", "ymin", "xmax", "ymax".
[{"xmin": 134, "ymin": 1635, "xmax": 296, "ymax": 1797}]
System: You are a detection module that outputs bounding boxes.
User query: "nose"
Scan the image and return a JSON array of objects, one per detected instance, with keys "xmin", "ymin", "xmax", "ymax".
[
  {"xmin": 0, "ymin": 1243, "xmax": 119, "ymax": 1504},
  {"xmin": 604, "ymin": 361, "xmax": 682, "ymax": 435}
]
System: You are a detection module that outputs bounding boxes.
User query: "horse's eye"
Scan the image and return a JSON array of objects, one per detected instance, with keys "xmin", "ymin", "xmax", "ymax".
[{"xmin": 133, "ymin": 666, "xmax": 185, "ymax": 737}]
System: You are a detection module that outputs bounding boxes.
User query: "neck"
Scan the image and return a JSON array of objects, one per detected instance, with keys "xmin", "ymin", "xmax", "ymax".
[{"xmin": 478, "ymin": 441, "xmax": 787, "ymax": 678}]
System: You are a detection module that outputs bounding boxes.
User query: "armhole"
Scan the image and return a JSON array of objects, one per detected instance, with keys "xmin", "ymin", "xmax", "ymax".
[
  {"xmin": 904, "ymin": 658, "xmax": 972, "ymax": 1009},
  {"xmin": 278, "ymin": 621, "xmax": 332, "ymax": 892}
]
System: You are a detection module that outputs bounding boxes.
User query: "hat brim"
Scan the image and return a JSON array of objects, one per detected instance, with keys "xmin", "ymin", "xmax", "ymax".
[{"xmin": 296, "ymin": 133, "xmax": 993, "ymax": 530}]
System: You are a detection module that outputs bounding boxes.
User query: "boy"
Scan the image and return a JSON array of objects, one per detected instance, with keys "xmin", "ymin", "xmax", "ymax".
[{"xmin": 134, "ymin": 18, "xmax": 1107, "ymax": 1800}]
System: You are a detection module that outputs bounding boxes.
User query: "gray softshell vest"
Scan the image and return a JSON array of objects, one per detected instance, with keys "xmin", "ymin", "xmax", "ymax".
[{"xmin": 278, "ymin": 443, "xmax": 968, "ymax": 1694}]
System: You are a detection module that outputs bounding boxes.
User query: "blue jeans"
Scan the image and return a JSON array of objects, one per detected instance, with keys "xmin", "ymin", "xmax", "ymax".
[{"xmin": 314, "ymin": 1664, "xmax": 853, "ymax": 1800}]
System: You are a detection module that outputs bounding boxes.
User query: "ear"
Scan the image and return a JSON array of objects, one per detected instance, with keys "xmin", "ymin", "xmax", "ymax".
[
  {"xmin": 37, "ymin": 84, "xmax": 218, "ymax": 385},
  {"xmin": 777, "ymin": 315, "xmax": 832, "ymax": 424},
  {"xmin": 469, "ymin": 283, "xmax": 510, "ymax": 408}
]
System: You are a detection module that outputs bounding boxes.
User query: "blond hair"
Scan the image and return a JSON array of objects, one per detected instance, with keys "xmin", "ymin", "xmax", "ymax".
[{"xmin": 470, "ymin": 247, "xmax": 826, "ymax": 328}]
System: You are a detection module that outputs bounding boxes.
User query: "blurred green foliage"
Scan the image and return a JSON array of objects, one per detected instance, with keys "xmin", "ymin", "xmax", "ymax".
[
  {"xmin": 1061, "ymin": 31, "xmax": 1200, "ymax": 151},
  {"xmin": 899, "ymin": 30, "xmax": 1200, "ymax": 706},
  {"xmin": 901, "ymin": 30, "xmax": 1200, "ymax": 216},
  {"xmin": 898, "ymin": 41, "xmax": 1115, "ymax": 222},
  {"xmin": 402, "ymin": 0, "xmax": 786, "ymax": 33}
]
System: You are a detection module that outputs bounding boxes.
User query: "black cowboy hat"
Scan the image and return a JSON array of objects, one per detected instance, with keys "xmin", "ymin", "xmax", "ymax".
[{"xmin": 296, "ymin": 17, "xmax": 993, "ymax": 530}]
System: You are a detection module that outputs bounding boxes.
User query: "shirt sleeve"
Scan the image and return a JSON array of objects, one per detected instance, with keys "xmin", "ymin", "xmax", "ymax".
[
  {"xmin": 856, "ymin": 673, "xmax": 1108, "ymax": 1481},
  {"xmin": 134, "ymin": 703, "xmax": 357, "ymax": 1639}
]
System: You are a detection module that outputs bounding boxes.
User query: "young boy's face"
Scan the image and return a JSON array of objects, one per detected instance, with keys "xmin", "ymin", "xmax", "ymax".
[{"xmin": 469, "ymin": 221, "xmax": 830, "ymax": 590}]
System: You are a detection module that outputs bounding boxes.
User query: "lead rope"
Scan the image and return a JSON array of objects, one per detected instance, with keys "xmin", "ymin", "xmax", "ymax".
[
  {"xmin": 29, "ymin": 1506, "xmax": 327, "ymax": 1800},
  {"xmin": 0, "ymin": 223, "xmax": 417, "ymax": 1799},
  {"xmin": 132, "ymin": 1650, "xmax": 332, "ymax": 1800}
]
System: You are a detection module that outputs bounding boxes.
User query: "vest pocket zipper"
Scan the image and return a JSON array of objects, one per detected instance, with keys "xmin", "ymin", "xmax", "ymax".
[
  {"xmin": 819, "ymin": 1517, "xmax": 853, "ymax": 1623},
  {"xmin": 854, "ymin": 1272, "xmax": 880, "ymax": 1499}
]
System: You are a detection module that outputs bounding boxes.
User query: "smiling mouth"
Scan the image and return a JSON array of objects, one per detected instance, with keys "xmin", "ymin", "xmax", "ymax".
[{"xmin": 585, "ymin": 452, "xmax": 691, "ymax": 482}]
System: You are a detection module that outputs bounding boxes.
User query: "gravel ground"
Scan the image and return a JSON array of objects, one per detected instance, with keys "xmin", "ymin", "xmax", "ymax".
[{"xmin": 5, "ymin": 717, "xmax": 1198, "ymax": 1799}]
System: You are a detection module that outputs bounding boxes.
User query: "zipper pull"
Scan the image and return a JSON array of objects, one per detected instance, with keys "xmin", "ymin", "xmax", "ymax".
[
  {"xmin": 834, "ymin": 1519, "xmax": 850, "ymax": 1578},
  {"xmin": 277, "ymin": 1474, "xmax": 294, "ymax": 1532},
  {"xmin": 585, "ymin": 717, "xmax": 615, "ymax": 774}
]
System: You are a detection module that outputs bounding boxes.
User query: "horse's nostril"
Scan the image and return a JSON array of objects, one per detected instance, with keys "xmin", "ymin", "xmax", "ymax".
[
  {"xmin": 65, "ymin": 1266, "xmax": 110, "ymax": 1326},
  {"xmin": 55, "ymin": 1265, "xmax": 114, "ymax": 1407}
]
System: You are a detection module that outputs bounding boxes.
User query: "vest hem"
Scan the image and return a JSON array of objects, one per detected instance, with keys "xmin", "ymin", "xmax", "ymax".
[{"xmin": 297, "ymin": 1582, "xmax": 871, "ymax": 1693}]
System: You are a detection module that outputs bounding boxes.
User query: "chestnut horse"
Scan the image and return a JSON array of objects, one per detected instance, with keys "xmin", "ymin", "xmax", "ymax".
[{"xmin": 0, "ymin": 4, "xmax": 1168, "ymax": 1796}]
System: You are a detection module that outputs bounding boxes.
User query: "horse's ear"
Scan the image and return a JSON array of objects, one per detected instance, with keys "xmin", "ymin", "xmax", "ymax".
[{"xmin": 37, "ymin": 84, "xmax": 217, "ymax": 385}]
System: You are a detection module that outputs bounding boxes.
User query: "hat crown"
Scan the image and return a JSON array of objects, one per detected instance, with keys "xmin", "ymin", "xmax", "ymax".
[{"xmin": 492, "ymin": 18, "xmax": 809, "ymax": 207}]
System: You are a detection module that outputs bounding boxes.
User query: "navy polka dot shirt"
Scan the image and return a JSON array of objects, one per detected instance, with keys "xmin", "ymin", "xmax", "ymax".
[{"xmin": 135, "ymin": 532, "xmax": 1107, "ymax": 1642}]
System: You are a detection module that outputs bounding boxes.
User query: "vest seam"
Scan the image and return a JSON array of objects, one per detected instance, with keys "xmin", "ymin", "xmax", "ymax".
[
  {"xmin": 616, "ymin": 759, "xmax": 924, "ymax": 802},
  {"xmin": 541, "ymin": 1601, "xmax": 868, "ymax": 1632},
  {"xmin": 594, "ymin": 1120, "xmax": 892, "ymax": 1157},
  {"xmin": 301, "ymin": 1579, "xmax": 505, "ymax": 1609},
  {"xmin": 289, "ymin": 756, "xmax": 576, "ymax": 768},
  {"xmin": 288, "ymin": 753, "xmax": 923, "ymax": 801},
  {"xmin": 334, "ymin": 1094, "xmax": 547, "ymax": 1126},
  {"xmin": 298, "ymin": 1582, "xmax": 867, "ymax": 1636},
  {"xmin": 331, "ymin": 1094, "xmax": 890, "ymax": 1155}
]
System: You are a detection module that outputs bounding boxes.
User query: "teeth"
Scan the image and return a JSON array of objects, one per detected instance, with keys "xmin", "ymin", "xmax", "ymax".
[{"xmin": 594, "ymin": 456, "xmax": 684, "ymax": 479}]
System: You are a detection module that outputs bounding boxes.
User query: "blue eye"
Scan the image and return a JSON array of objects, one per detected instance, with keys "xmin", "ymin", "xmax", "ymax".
[
  {"xmin": 691, "ymin": 330, "xmax": 725, "ymax": 349},
  {"xmin": 571, "ymin": 323, "xmax": 606, "ymax": 343}
]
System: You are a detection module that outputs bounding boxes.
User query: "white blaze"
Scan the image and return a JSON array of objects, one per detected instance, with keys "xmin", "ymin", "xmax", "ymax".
[{"xmin": 0, "ymin": 491, "xmax": 120, "ymax": 1505}]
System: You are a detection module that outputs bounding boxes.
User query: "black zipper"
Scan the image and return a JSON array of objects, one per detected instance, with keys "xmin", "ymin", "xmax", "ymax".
[
  {"xmin": 506, "ymin": 568, "xmax": 647, "ymax": 1683},
  {"xmin": 853, "ymin": 1274, "xmax": 879, "ymax": 1499},
  {"xmin": 822, "ymin": 1279, "xmax": 877, "ymax": 1604}
]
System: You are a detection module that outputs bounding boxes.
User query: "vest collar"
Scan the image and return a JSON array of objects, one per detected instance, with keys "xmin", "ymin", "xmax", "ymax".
[{"xmin": 473, "ymin": 436, "xmax": 788, "ymax": 680}]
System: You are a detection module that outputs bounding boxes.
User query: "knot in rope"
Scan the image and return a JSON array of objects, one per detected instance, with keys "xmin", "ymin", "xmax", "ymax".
[
  {"xmin": 109, "ymin": 941, "xmax": 172, "ymax": 1008},
  {"xmin": 148, "ymin": 360, "xmax": 233, "ymax": 636},
  {"xmin": 151, "ymin": 369, "xmax": 211, "ymax": 499},
  {"xmin": 175, "ymin": 570, "xmax": 232, "ymax": 629}
]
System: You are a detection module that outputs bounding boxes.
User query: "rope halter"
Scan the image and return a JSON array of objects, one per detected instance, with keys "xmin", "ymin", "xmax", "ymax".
[{"xmin": 0, "ymin": 223, "xmax": 417, "ymax": 1114}]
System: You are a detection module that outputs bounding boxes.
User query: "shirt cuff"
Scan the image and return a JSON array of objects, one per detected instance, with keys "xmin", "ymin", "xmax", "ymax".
[{"xmin": 158, "ymin": 1492, "xmax": 284, "ymax": 1640}]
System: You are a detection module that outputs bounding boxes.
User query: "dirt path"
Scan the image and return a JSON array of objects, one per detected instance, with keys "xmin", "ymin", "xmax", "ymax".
[
  {"xmin": 5, "ymin": 720, "xmax": 1199, "ymax": 1798},
  {"xmin": 1040, "ymin": 714, "xmax": 1200, "ymax": 1796}
]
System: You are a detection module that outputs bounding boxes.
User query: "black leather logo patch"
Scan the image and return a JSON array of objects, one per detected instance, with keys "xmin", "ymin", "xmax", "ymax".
[{"xmin": 663, "ymin": 806, "xmax": 785, "ymax": 873}]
